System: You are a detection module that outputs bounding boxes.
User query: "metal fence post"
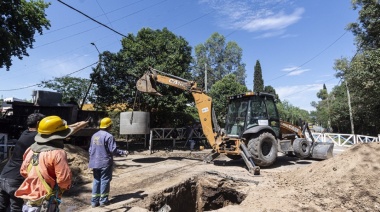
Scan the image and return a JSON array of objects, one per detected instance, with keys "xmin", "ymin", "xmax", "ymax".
[{"xmin": 149, "ymin": 129, "xmax": 153, "ymax": 154}]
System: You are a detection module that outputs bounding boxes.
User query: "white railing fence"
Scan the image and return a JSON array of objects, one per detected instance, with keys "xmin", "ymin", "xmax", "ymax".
[
  {"xmin": 311, "ymin": 133, "xmax": 379, "ymax": 146},
  {"xmin": 145, "ymin": 129, "xmax": 379, "ymax": 148}
]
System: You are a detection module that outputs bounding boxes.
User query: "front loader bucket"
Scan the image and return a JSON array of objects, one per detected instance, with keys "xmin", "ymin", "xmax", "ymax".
[
  {"xmin": 136, "ymin": 74, "xmax": 162, "ymax": 96},
  {"xmin": 310, "ymin": 142, "xmax": 334, "ymax": 160}
]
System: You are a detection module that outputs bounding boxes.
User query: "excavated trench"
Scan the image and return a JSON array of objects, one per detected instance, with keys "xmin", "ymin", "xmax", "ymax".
[{"xmin": 134, "ymin": 174, "xmax": 248, "ymax": 212}]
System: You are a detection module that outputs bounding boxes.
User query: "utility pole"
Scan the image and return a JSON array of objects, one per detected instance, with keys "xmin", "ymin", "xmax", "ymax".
[
  {"xmin": 204, "ymin": 63, "xmax": 207, "ymax": 92},
  {"xmin": 343, "ymin": 49, "xmax": 359, "ymax": 135},
  {"xmin": 81, "ymin": 42, "xmax": 101, "ymax": 109},
  {"xmin": 345, "ymin": 80, "xmax": 355, "ymax": 134}
]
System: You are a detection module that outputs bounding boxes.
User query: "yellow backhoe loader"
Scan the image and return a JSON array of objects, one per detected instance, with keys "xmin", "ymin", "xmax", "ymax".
[{"xmin": 136, "ymin": 68, "xmax": 334, "ymax": 175}]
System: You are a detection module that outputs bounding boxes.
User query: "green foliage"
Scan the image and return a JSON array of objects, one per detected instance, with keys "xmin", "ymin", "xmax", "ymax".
[
  {"xmin": 39, "ymin": 76, "xmax": 93, "ymax": 105},
  {"xmin": 193, "ymin": 32, "xmax": 246, "ymax": 90},
  {"xmin": 277, "ymin": 100, "xmax": 310, "ymax": 125},
  {"xmin": 264, "ymin": 85, "xmax": 280, "ymax": 101},
  {"xmin": 316, "ymin": 84, "xmax": 328, "ymax": 100},
  {"xmin": 107, "ymin": 110, "xmax": 121, "ymax": 138},
  {"xmin": 328, "ymin": 84, "xmax": 351, "ymax": 133},
  {"xmin": 208, "ymin": 74, "xmax": 248, "ymax": 126},
  {"xmin": 0, "ymin": 0, "xmax": 50, "ymax": 70},
  {"xmin": 91, "ymin": 28, "xmax": 193, "ymax": 115},
  {"xmin": 332, "ymin": 50, "xmax": 380, "ymax": 134},
  {"xmin": 348, "ymin": 0, "xmax": 380, "ymax": 50},
  {"xmin": 253, "ymin": 60, "xmax": 264, "ymax": 92},
  {"xmin": 323, "ymin": 0, "xmax": 380, "ymax": 135}
]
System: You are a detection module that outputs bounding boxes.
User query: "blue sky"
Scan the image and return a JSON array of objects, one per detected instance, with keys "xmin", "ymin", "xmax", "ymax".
[{"xmin": 0, "ymin": 0, "xmax": 358, "ymax": 112}]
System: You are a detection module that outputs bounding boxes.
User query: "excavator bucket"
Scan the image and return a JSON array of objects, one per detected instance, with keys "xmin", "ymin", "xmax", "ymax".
[
  {"xmin": 310, "ymin": 142, "xmax": 334, "ymax": 160},
  {"xmin": 136, "ymin": 73, "xmax": 162, "ymax": 96}
]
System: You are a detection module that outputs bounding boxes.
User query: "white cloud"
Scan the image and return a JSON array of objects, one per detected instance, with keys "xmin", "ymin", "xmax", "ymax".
[
  {"xmin": 287, "ymin": 69, "xmax": 309, "ymax": 76},
  {"xmin": 239, "ymin": 8, "xmax": 304, "ymax": 32},
  {"xmin": 254, "ymin": 30, "xmax": 285, "ymax": 38},
  {"xmin": 280, "ymin": 33, "xmax": 298, "ymax": 38},
  {"xmin": 200, "ymin": 0, "xmax": 304, "ymax": 35},
  {"xmin": 281, "ymin": 66, "xmax": 310, "ymax": 76}
]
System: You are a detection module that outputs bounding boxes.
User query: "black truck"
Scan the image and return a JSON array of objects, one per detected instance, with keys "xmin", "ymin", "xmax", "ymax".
[{"xmin": 0, "ymin": 90, "xmax": 106, "ymax": 146}]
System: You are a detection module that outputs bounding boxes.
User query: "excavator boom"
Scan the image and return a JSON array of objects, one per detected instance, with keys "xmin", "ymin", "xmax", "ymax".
[{"xmin": 136, "ymin": 68, "xmax": 219, "ymax": 149}]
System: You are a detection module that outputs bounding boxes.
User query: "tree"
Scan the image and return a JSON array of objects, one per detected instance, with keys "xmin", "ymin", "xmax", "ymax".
[
  {"xmin": 311, "ymin": 92, "xmax": 329, "ymax": 129},
  {"xmin": 348, "ymin": 0, "xmax": 380, "ymax": 50},
  {"xmin": 276, "ymin": 100, "xmax": 310, "ymax": 125},
  {"xmin": 0, "ymin": 0, "xmax": 50, "ymax": 71},
  {"xmin": 333, "ymin": 51, "xmax": 380, "ymax": 135},
  {"xmin": 91, "ymin": 28, "xmax": 193, "ymax": 117},
  {"xmin": 208, "ymin": 74, "xmax": 248, "ymax": 126},
  {"xmin": 327, "ymin": 0, "xmax": 380, "ymax": 135},
  {"xmin": 39, "ymin": 76, "xmax": 93, "ymax": 105},
  {"xmin": 317, "ymin": 84, "xmax": 328, "ymax": 101},
  {"xmin": 253, "ymin": 60, "xmax": 264, "ymax": 92},
  {"xmin": 192, "ymin": 32, "xmax": 246, "ymax": 90},
  {"xmin": 328, "ymin": 84, "xmax": 351, "ymax": 133},
  {"xmin": 264, "ymin": 85, "xmax": 280, "ymax": 101}
]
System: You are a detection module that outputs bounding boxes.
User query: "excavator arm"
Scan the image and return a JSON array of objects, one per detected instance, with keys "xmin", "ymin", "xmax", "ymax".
[{"xmin": 136, "ymin": 68, "xmax": 220, "ymax": 149}]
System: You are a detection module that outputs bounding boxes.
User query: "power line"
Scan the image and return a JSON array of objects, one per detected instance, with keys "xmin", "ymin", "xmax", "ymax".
[
  {"xmin": 282, "ymin": 44, "xmax": 362, "ymax": 99},
  {"xmin": 268, "ymin": 31, "xmax": 349, "ymax": 82},
  {"xmin": 58, "ymin": 0, "xmax": 128, "ymax": 37},
  {"xmin": 96, "ymin": 0, "xmax": 114, "ymax": 30},
  {"xmin": 0, "ymin": 62, "xmax": 97, "ymax": 91},
  {"xmin": 38, "ymin": 0, "xmax": 146, "ymax": 37},
  {"xmin": 173, "ymin": 9, "xmax": 216, "ymax": 30},
  {"xmin": 35, "ymin": 0, "xmax": 169, "ymax": 49},
  {"xmin": 281, "ymin": 78, "xmax": 336, "ymax": 99},
  {"xmin": 2, "ymin": 1, "xmax": 195, "ymax": 77},
  {"xmin": 35, "ymin": 26, "xmax": 101, "ymax": 48}
]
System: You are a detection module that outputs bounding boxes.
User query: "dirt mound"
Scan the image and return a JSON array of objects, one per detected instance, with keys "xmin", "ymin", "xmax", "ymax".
[
  {"xmin": 276, "ymin": 142, "xmax": 380, "ymax": 211},
  {"xmin": 64, "ymin": 144, "xmax": 92, "ymax": 185}
]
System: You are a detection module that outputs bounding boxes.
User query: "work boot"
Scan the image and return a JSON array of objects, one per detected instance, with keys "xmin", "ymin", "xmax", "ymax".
[
  {"xmin": 91, "ymin": 203, "xmax": 100, "ymax": 208},
  {"xmin": 99, "ymin": 201, "xmax": 110, "ymax": 207}
]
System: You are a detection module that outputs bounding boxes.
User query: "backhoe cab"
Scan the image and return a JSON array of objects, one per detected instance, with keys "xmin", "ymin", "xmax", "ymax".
[{"xmin": 136, "ymin": 68, "xmax": 334, "ymax": 175}]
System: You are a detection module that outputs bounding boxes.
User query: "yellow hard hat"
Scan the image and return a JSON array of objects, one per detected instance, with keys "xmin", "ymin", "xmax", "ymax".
[
  {"xmin": 100, "ymin": 117, "xmax": 112, "ymax": 129},
  {"xmin": 38, "ymin": 116, "xmax": 68, "ymax": 135}
]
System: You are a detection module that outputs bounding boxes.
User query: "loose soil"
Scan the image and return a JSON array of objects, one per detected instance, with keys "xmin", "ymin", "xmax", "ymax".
[{"xmin": 5, "ymin": 142, "xmax": 380, "ymax": 211}]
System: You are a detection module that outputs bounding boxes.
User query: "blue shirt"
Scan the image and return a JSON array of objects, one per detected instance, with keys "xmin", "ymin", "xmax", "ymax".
[{"xmin": 88, "ymin": 130, "xmax": 122, "ymax": 168}]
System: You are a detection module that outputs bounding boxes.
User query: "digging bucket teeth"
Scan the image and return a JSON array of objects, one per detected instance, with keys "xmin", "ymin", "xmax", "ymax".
[
  {"xmin": 136, "ymin": 73, "xmax": 162, "ymax": 96},
  {"xmin": 310, "ymin": 142, "xmax": 334, "ymax": 160}
]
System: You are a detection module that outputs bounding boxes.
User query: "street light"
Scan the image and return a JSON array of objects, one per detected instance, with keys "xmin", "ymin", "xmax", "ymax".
[
  {"xmin": 91, "ymin": 42, "xmax": 101, "ymax": 54},
  {"xmin": 81, "ymin": 43, "xmax": 102, "ymax": 109}
]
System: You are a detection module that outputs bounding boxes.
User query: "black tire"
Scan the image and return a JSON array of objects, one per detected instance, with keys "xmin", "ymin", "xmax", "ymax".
[
  {"xmin": 248, "ymin": 132, "xmax": 278, "ymax": 167},
  {"xmin": 285, "ymin": 151, "xmax": 295, "ymax": 157},
  {"xmin": 292, "ymin": 138, "xmax": 311, "ymax": 158},
  {"xmin": 226, "ymin": 155, "xmax": 242, "ymax": 160}
]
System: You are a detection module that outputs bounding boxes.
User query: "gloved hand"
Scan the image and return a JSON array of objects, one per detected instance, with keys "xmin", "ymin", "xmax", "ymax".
[{"xmin": 121, "ymin": 150, "xmax": 129, "ymax": 156}]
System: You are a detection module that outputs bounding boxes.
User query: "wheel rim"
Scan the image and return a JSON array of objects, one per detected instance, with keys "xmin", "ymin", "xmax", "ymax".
[
  {"xmin": 301, "ymin": 142, "xmax": 308, "ymax": 152},
  {"xmin": 261, "ymin": 140, "xmax": 272, "ymax": 156}
]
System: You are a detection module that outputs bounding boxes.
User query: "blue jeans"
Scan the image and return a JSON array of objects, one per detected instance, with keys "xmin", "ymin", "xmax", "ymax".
[
  {"xmin": 91, "ymin": 165, "xmax": 112, "ymax": 206},
  {"xmin": 0, "ymin": 178, "xmax": 24, "ymax": 212},
  {"xmin": 21, "ymin": 202, "xmax": 57, "ymax": 212}
]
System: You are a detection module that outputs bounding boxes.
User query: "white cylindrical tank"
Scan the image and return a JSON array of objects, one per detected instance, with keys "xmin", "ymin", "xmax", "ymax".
[{"xmin": 120, "ymin": 111, "xmax": 150, "ymax": 135}]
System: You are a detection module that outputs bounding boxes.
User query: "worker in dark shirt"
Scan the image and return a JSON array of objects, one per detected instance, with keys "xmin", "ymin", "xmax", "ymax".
[
  {"xmin": 89, "ymin": 117, "xmax": 128, "ymax": 208},
  {"xmin": 0, "ymin": 113, "xmax": 45, "ymax": 212}
]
